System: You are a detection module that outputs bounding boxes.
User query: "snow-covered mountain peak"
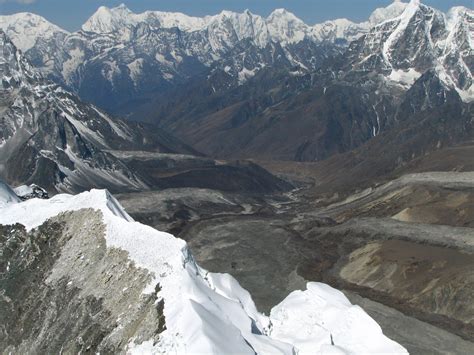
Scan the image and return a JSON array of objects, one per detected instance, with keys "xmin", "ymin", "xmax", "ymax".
[
  {"xmin": 206, "ymin": 10, "xmax": 269, "ymax": 49},
  {"xmin": 446, "ymin": 6, "xmax": 474, "ymax": 30},
  {"xmin": 0, "ymin": 12, "xmax": 68, "ymax": 52},
  {"xmin": 312, "ymin": 18, "xmax": 368, "ymax": 43},
  {"xmin": 378, "ymin": 0, "xmax": 443, "ymax": 68},
  {"xmin": 266, "ymin": 8, "xmax": 309, "ymax": 45},
  {"xmin": 267, "ymin": 8, "xmax": 303, "ymax": 22},
  {"xmin": 116, "ymin": 3, "xmax": 129, "ymax": 10},
  {"xmin": 82, "ymin": 4, "xmax": 135, "ymax": 33},
  {"xmin": 369, "ymin": 1, "xmax": 408, "ymax": 24},
  {"xmin": 83, "ymin": 5, "xmax": 211, "ymax": 33},
  {"xmin": 146, "ymin": 11, "xmax": 206, "ymax": 31},
  {"xmin": 347, "ymin": 0, "xmax": 472, "ymax": 102}
]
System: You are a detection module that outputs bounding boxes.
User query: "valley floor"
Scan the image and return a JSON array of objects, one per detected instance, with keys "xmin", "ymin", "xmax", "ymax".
[{"xmin": 117, "ymin": 161, "xmax": 474, "ymax": 354}]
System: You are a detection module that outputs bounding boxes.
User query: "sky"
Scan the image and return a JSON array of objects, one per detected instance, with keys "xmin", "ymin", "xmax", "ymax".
[{"xmin": 0, "ymin": 0, "xmax": 472, "ymax": 31}]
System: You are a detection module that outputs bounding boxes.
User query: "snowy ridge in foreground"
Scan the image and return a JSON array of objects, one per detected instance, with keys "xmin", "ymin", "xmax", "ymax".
[{"xmin": 0, "ymin": 188, "xmax": 407, "ymax": 354}]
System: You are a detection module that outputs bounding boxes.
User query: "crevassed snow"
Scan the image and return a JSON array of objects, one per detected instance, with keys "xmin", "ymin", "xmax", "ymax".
[{"xmin": 0, "ymin": 188, "xmax": 408, "ymax": 355}]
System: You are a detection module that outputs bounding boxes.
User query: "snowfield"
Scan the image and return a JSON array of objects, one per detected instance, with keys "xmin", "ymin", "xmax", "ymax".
[{"xmin": 0, "ymin": 186, "xmax": 407, "ymax": 354}]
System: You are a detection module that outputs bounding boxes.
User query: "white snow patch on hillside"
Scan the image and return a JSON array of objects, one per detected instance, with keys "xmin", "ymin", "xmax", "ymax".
[
  {"xmin": 238, "ymin": 67, "xmax": 257, "ymax": 84},
  {"xmin": 61, "ymin": 111, "xmax": 108, "ymax": 148},
  {"xmin": 388, "ymin": 68, "xmax": 422, "ymax": 86},
  {"xmin": 155, "ymin": 53, "xmax": 171, "ymax": 65},
  {"xmin": 13, "ymin": 185, "xmax": 36, "ymax": 198},
  {"xmin": 127, "ymin": 58, "xmax": 143, "ymax": 86},
  {"xmin": 92, "ymin": 107, "xmax": 132, "ymax": 140},
  {"xmin": 62, "ymin": 48, "xmax": 84, "ymax": 84},
  {"xmin": 455, "ymin": 86, "xmax": 474, "ymax": 103},
  {"xmin": 0, "ymin": 188, "xmax": 408, "ymax": 354}
]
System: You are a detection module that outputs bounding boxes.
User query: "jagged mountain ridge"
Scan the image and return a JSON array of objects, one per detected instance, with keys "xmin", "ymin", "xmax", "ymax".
[
  {"xmin": 148, "ymin": 1, "xmax": 473, "ymax": 162},
  {"xmin": 0, "ymin": 1, "xmax": 472, "ymax": 163},
  {"xmin": 343, "ymin": 1, "xmax": 473, "ymax": 101},
  {"xmin": 0, "ymin": 2, "xmax": 411, "ymax": 115}
]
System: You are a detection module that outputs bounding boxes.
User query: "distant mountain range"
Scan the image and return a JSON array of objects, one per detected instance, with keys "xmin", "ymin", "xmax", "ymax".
[
  {"xmin": 149, "ymin": 1, "xmax": 473, "ymax": 162},
  {"xmin": 0, "ymin": 0, "xmax": 472, "ymax": 165},
  {"xmin": 0, "ymin": 1, "xmax": 446, "ymax": 114}
]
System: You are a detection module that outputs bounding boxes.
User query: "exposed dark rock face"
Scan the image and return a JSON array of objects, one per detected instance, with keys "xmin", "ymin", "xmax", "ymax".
[{"xmin": 0, "ymin": 209, "xmax": 164, "ymax": 353}]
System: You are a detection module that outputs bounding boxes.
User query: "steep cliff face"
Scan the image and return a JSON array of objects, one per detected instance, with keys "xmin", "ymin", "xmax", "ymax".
[{"xmin": 0, "ymin": 185, "xmax": 407, "ymax": 354}]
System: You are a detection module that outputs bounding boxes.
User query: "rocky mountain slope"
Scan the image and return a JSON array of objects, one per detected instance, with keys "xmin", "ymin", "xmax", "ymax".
[
  {"xmin": 1, "ymin": 31, "xmax": 290, "ymax": 195},
  {"xmin": 0, "ymin": 31, "xmax": 200, "ymax": 193},
  {"xmin": 149, "ymin": 1, "xmax": 473, "ymax": 162},
  {"xmin": 0, "ymin": 181, "xmax": 407, "ymax": 354}
]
